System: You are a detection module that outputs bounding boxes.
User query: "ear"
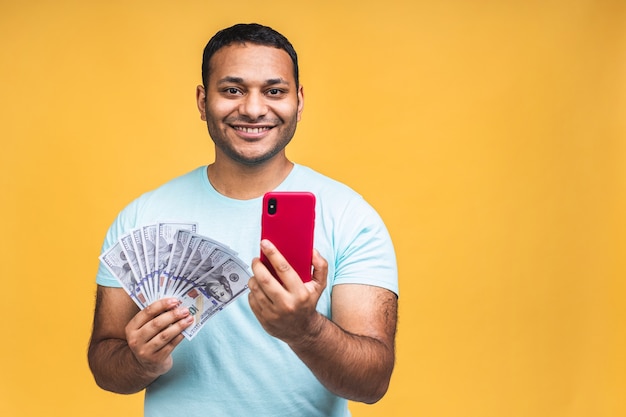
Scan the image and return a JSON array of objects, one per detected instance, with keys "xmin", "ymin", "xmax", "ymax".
[
  {"xmin": 196, "ymin": 85, "xmax": 207, "ymax": 121},
  {"xmin": 296, "ymin": 84, "xmax": 304, "ymax": 122}
]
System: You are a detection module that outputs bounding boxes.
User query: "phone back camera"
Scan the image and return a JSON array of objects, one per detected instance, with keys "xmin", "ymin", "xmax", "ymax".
[{"xmin": 268, "ymin": 198, "xmax": 277, "ymax": 215}]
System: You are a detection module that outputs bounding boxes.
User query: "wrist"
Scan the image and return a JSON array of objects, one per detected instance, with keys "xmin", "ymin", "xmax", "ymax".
[{"xmin": 288, "ymin": 312, "xmax": 326, "ymax": 350}]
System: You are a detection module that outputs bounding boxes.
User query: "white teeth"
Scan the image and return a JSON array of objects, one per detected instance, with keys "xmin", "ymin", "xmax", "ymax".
[{"xmin": 235, "ymin": 127, "xmax": 269, "ymax": 134}]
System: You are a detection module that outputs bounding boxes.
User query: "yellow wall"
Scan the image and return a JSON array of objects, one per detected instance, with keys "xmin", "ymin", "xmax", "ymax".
[{"xmin": 2, "ymin": 1, "xmax": 625, "ymax": 416}]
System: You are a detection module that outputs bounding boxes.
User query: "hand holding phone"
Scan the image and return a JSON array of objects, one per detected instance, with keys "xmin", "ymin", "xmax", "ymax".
[{"xmin": 260, "ymin": 192, "xmax": 316, "ymax": 283}]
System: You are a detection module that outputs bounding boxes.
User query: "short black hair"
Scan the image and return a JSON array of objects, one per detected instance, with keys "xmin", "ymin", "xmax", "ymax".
[{"xmin": 201, "ymin": 23, "xmax": 299, "ymax": 88}]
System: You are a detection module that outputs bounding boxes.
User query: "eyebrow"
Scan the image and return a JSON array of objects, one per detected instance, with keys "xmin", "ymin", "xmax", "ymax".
[{"xmin": 216, "ymin": 76, "xmax": 290, "ymax": 86}]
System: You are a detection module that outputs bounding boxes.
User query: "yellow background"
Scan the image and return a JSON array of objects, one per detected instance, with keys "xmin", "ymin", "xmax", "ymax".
[{"xmin": 1, "ymin": 1, "xmax": 625, "ymax": 416}]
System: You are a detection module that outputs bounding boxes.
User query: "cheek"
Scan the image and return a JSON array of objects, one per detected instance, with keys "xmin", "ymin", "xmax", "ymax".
[
  {"xmin": 206, "ymin": 99, "xmax": 234, "ymax": 119},
  {"xmin": 276, "ymin": 101, "xmax": 301, "ymax": 121}
]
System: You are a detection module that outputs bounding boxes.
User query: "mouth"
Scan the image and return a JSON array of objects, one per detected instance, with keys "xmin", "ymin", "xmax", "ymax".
[{"xmin": 233, "ymin": 126, "xmax": 273, "ymax": 134}]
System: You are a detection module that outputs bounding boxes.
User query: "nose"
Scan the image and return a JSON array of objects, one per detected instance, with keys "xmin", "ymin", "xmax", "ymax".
[{"xmin": 239, "ymin": 91, "xmax": 268, "ymax": 120}]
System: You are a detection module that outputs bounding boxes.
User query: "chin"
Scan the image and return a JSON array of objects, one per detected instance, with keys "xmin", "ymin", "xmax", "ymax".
[{"xmin": 227, "ymin": 146, "xmax": 287, "ymax": 166}]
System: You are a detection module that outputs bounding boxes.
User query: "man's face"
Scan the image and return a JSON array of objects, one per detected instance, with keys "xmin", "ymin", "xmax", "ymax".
[{"xmin": 197, "ymin": 43, "xmax": 304, "ymax": 166}]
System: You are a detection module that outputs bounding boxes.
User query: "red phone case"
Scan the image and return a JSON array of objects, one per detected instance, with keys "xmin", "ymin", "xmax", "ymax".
[{"xmin": 260, "ymin": 191, "xmax": 316, "ymax": 282}]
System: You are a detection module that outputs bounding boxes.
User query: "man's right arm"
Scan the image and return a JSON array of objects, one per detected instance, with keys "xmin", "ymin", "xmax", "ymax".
[{"xmin": 87, "ymin": 286, "xmax": 193, "ymax": 394}]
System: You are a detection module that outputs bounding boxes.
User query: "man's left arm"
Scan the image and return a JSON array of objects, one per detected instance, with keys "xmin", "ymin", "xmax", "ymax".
[
  {"xmin": 295, "ymin": 282, "xmax": 397, "ymax": 403},
  {"xmin": 249, "ymin": 240, "xmax": 398, "ymax": 404}
]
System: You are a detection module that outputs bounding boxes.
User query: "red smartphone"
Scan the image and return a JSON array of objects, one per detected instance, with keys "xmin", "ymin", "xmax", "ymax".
[{"xmin": 260, "ymin": 191, "xmax": 316, "ymax": 282}]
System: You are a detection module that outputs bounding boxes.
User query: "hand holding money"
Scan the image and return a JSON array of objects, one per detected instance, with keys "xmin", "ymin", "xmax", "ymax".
[
  {"xmin": 125, "ymin": 298, "xmax": 193, "ymax": 377},
  {"xmin": 100, "ymin": 222, "xmax": 251, "ymax": 339}
]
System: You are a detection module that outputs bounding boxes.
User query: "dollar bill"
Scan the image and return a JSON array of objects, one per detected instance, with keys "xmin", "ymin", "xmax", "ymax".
[
  {"xmin": 170, "ymin": 235, "xmax": 203, "ymax": 297},
  {"xmin": 155, "ymin": 222, "xmax": 197, "ymax": 299},
  {"xmin": 100, "ymin": 241, "xmax": 148, "ymax": 308},
  {"xmin": 177, "ymin": 256, "xmax": 250, "ymax": 339},
  {"xmin": 141, "ymin": 225, "xmax": 158, "ymax": 300},
  {"xmin": 100, "ymin": 222, "xmax": 251, "ymax": 340},
  {"xmin": 195, "ymin": 257, "xmax": 250, "ymax": 304},
  {"xmin": 183, "ymin": 239, "xmax": 229, "ymax": 286},
  {"xmin": 120, "ymin": 233, "xmax": 151, "ymax": 301},
  {"xmin": 177, "ymin": 287, "xmax": 222, "ymax": 339},
  {"xmin": 131, "ymin": 228, "xmax": 149, "ymax": 298},
  {"xmin": 162, "ymin": 229, "xmax": 192, "ymax": 297}
]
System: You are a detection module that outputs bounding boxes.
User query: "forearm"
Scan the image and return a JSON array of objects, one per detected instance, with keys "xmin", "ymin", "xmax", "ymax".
[
  {"xmin": 288, "ymin": 313, "xmax": 395, "ymax": 404},
  {"xmin": 88, "ymin": 338, "xmax": 159, "ymax": 395}
]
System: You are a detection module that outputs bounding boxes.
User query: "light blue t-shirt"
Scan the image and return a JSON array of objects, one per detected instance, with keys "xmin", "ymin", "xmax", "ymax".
[{"xmin": 96, "ymin": 164, "xmax": 398, "ymax": 417}]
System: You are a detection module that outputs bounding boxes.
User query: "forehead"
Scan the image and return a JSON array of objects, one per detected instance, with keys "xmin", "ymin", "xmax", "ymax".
[{"xmin": 208, "ymin": 43, "xmax": 295, "ymax": 85}]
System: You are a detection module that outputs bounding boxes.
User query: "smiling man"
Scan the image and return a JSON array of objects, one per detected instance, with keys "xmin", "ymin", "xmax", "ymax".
[
  {"xmin": 199, "ymin": 43, "xmax": 302, "ymax": 168},
  {"xmin": 88, "ymin": 23, "xmax": 398, "ymax": 417}
]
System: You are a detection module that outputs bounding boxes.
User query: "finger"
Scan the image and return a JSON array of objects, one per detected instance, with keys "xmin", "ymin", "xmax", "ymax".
[
  {"xmin": 147, "ymin": 310, "xmax": 194, "ymax": 351},
  {"xmin": 248, "ymin": 274, "xmax": 274, "ymax": 311},
  {"xmin": 127, "ymin": 317, "xmax": 190, "ymax": 378},
  {"xmin": 259, "ymin": 239, "xmax": 302, "ymax": 291},
  {"xmin": 247, "ymin": 280, "xmax": 281, "ymax": 333},
  {"xmin": 131, "ymin": 298, "xmax": 181, "ymax": 329},
  {"xmin": 251, "ymin": 255, "xmax": 287, "ymax": 297},
  {"xmin": 310, "ymin": 249, "xmax": 328, "ymax": 289},
  {"xmin": 248, "ymin": 264, "xmax": 280, "ymax": 314},
  {"xmin": 130, "ymin": 303, "xmax": 191, "ymax": 346},
  {"xmin": 127, "ymin": 306, "xmax": 193, "ymax": 358}
]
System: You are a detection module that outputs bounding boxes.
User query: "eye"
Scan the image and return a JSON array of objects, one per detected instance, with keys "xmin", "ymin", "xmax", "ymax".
[
  {"xmin": 223, "ymin": 87, "xmax": 242, "ymax": 96},
  {"xmin": 266, "ymin": 88, "xmax": 284, "ymax": 97}
]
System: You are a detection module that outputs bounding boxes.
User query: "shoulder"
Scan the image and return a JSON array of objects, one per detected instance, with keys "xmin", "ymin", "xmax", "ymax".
[
  {"xmin": 137, "ymin": 166, "xmax": 208, "ymax": 203},
  {"xmin": 107, "ymin": 166, "xmax": 208, "ymax": 234},
  {"xmin": 289, "ymin": 164, "xmax": 365, "ymax": 206},
  {"xmin": 291, "ymin": 164, "xmax": 390, "ymax": 250},
  {"xmin": 291, "ymin": 165, "xmax": 398, "ymax": 295}
]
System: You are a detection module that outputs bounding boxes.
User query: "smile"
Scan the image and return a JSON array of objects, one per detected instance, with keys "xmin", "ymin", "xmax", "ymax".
[{"xmin": 233, "ymin": 126, "xmax": 272, "ymax": 134}]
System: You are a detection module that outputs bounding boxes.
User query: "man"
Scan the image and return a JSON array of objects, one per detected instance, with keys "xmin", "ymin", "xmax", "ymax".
[{"xmin": 88, "ymin": 23, "xmax": 398, "ymax": 417}]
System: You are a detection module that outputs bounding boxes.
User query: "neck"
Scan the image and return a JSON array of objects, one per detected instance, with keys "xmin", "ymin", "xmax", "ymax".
[{"xmin": 207, "ymin": 155, "xmax": 294, "ymax": 200}]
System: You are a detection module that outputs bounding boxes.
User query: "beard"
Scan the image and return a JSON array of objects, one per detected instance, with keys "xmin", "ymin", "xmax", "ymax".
[{"xmin": 205, "ymin": 113, "xmax": 298, "ymax": 166}]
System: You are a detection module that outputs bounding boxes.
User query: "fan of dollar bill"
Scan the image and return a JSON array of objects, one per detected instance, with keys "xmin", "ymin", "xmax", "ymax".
[{"xmin": 100, "ymin": 222, "xmax": 250, "ymax": 339}]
